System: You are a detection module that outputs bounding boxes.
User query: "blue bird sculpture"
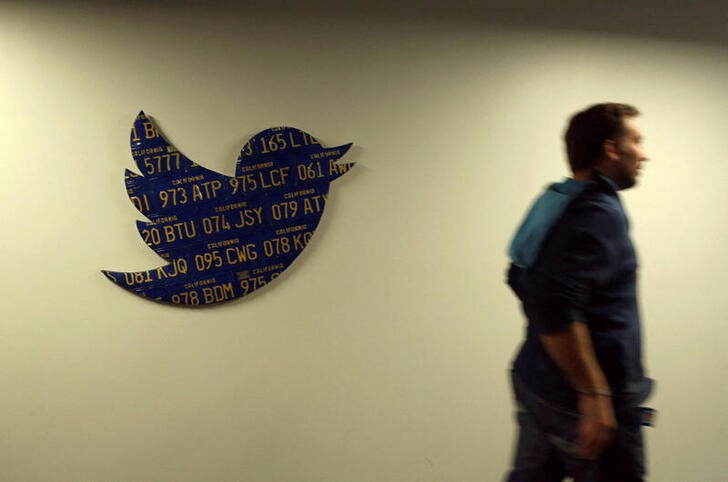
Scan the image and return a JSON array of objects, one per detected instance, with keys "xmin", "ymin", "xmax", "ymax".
[{"xmin": 102, "ymin": 111, "xmax": 354, "ymax": 306}]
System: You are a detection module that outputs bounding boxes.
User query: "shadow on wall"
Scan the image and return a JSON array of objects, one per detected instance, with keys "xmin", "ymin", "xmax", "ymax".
[{"xmin": 22, "ymin": 0, "xmax": 726, "ymax": 45}]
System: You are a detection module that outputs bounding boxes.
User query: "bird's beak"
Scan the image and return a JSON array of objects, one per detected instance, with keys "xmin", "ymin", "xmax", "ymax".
[{"xmin": 328, "ymin": 143, "xmax": 355, "ymax": 180}]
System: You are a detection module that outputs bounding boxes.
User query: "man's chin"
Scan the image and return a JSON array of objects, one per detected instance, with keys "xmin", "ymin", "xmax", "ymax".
[{"xmin": 617, "ymin": 176, "xmax": 637, "ymax": 190}]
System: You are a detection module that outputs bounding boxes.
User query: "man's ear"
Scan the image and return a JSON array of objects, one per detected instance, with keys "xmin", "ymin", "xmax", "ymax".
[{"xmin": 603, "ymin": 139, "xmax": 620, "ymax": 161}]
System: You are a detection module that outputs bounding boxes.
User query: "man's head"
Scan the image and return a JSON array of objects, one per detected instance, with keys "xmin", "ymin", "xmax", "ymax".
[{"xmin": 565, "ymin": 103, "xmax": 648, "ymax": 189}]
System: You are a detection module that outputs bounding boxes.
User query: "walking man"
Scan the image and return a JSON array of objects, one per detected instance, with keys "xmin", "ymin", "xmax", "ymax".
[{"xmin": 505, "ymin": 103, "xmax": 654, "ymax": 481}]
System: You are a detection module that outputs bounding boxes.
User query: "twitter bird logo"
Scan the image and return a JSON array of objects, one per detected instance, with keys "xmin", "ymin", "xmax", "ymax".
[{"xmin": 102, "ymin": 111, "xmax": 354, "ymax": 306}]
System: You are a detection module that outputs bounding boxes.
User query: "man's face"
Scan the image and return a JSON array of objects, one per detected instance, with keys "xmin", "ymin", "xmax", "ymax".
[{"xmin": 605, "ymin": 117, "xmax": 648, "ymax": 189}]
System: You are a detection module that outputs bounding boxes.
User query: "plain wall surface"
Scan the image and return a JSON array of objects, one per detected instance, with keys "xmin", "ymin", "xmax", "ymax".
[{"xmin": 1, "ymin": 2, "xmax": 727, "ymax": 480}]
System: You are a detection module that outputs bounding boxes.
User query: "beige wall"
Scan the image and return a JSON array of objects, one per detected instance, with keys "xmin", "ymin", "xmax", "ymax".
[{"xmin": 1, "ymin": 2, "xmax": 726, "ymax": 480}]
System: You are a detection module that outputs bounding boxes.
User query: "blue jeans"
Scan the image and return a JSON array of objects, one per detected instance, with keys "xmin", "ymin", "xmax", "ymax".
[{"xmin": 506, "ymin": 373, "xmax": 645, "ymax": 482}]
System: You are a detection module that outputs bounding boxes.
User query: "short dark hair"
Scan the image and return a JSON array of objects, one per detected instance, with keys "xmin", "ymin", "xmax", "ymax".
[{"xmin": 564, "ymin": 103, "xmax": 640, "ymax": 172}]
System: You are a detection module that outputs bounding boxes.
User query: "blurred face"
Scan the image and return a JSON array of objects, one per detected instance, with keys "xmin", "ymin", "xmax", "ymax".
[{"xmin": 603, "ymin": 117, "xmax": 648, "ymax": 189}]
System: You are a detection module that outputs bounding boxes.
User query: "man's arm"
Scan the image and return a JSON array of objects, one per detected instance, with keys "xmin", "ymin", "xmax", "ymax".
[{"xmin": 540, "ymin": 321, "xmax": 617, "ymax": 459}]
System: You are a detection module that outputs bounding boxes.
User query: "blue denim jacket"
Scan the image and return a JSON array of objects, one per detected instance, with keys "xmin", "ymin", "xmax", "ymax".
[{"xmin": 507, "ymin": 176, "xmax": 653, "ymax": 410}]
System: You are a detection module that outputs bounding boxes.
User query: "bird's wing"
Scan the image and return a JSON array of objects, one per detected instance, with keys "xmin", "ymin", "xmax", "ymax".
[
  {"xmin": 128, "ymin": 111, "xmax": 230, "ymax": 183},
  {"xmin": 125, "ymin": 111, "xmax": 237, "ymax": 260}
]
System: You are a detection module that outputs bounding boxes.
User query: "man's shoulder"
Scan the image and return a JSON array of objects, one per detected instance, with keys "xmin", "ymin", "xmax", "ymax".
[{"xmin": 563, "ymin": 179, "xmax": 624, "ymax": 227}]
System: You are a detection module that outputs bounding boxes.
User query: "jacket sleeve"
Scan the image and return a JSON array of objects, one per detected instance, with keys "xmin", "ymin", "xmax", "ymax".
[{"xmin": 525, "ymin": 199, "xmax": 622, "ymax": 334}]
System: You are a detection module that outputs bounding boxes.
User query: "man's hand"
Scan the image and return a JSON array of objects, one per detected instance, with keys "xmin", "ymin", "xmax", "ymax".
[{"xmin": 577, "ymin": 393, "xmax": 617, "ymax": 459}]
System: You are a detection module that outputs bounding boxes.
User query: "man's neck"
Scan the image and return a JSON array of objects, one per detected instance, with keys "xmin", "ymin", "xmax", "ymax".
[
  {"xmin": 572, "ymin": 169, "xmax": 597, "ymax": 182},
  {"xmin": 571, "ymin": 170, "xmax": 622, "ymax": 192}
]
